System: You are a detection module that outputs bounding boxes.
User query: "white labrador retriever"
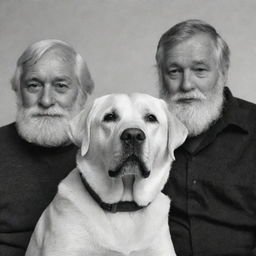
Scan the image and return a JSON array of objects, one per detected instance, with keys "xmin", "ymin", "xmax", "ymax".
[{"xmin": 25, "ymin": 93, "xmax": 187, "ymax": 256}]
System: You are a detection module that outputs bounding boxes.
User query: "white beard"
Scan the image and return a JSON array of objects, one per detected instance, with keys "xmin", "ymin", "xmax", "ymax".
[
  {"xmin": 166, "ymin": 81, "xmax": 224, "ymax": 137},
  {"xmin": 16, "ymin": 95, "xmax": 85, "ymax": 147}
]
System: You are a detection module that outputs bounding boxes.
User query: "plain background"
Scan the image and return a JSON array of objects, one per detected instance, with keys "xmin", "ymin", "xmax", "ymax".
[{"xmin": 1, "ymin": 0, "xmax": 256, "ymax": 126}]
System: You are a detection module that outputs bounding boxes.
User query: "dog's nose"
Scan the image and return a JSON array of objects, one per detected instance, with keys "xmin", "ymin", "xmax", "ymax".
[{"xmin": 120, "ymin": 128, "xmax": 145, "ymax": 145}]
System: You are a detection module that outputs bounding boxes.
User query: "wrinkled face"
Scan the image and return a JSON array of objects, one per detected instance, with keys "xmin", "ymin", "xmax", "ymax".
[
  {"xmin": 160, "ymin": 34, "xmax": 225, "ymax": 136},
  {"xmin": 16, "ymin": 49, "xmax": 86, "ymax": 146},
  {"xmin": 162, "ymin": 33, "xmax": 221, "ymax": 100},
  {"xmin": 20, "ymin": 49, "xmax": 83, "ymax": 109},
  {"xmin": 71, "ymin": 93, "xmax": 187, "ymax": 179}
]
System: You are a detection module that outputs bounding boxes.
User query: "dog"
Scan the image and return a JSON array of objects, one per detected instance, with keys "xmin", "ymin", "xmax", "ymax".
[{"xmin": 25, "ymin": 93, "xmax": 187, "ymax": 256}]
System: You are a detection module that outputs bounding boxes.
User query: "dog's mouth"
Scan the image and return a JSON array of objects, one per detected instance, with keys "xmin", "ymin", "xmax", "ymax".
[{"xmin": 108, "ymin": 154, "xmax": 150, "ymax": 178}]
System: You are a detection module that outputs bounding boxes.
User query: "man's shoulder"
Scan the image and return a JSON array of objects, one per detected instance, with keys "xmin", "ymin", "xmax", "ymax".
[
  {"xmin": 235, "ymin": 96, "xmax": 256, "ymax": 118},
  {"xmin": 0, "ymin": 122, "xmax": 17, "ymax": 139},
  {"xmin": 0, "ymin": 122, "xmax": 26, "ymax": 153},
  {"xmin": 0, "ymin": 122, "xmax": 15, "ymax": 129},
  {"xmin": 234, "ymin": 96, "xmax": 256, "ymax": 131},
  {"xmin": 235, "ymin": 96, "xmax": 256, "ymax": 110}
]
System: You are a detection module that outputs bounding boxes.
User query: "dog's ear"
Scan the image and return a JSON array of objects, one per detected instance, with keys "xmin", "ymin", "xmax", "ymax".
[
  {"xmin": 68, "ymin": 99, "xmax": 94, "ymax": 156},
  {"xmin": 167, "ymin": 108, "xmax": 188, "ymax": 160}
]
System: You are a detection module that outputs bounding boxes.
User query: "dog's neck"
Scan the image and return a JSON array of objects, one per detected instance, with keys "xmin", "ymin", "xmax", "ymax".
[
  {"xmin": 79, "ymin": 171, "xmax": 147, "ymax": 213},
  {"xmin": 77, "ymin": 154, "xmax": 172, "ymax": 206}
]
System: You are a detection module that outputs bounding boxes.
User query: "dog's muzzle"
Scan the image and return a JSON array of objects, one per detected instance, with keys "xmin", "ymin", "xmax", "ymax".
[{"xmin": 108, "ymin": 128, "xmax": 150, "ymax": 178}]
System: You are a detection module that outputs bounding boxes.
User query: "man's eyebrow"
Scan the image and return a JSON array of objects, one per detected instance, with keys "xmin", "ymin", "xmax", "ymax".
[
  {"xmin": 165, "ymin": 62, "xmax": 180, "ymax": 68},
  {"xmin": 24, "ymin": 77, "xmax": 42, "ymax": 83},
  {"xmin": 53, "ymin": 76, "xmax": 73, "ymax": 82},
  {"xmin": 192, "ymin": 60, "xmax": 209, "ymax": 65}
]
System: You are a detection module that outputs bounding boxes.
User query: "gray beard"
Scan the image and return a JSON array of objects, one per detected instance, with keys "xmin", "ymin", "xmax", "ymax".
[
  {"xmin": 166, "ymin": 86, "xmax": 224, "ymax": 137},
  {"xmin": 16, "ymin": 113, "xmax": 70, "ymax": 147},
  {"xmin": 15, "ymin": 96, "xmax": 85, "ymax": 147}
]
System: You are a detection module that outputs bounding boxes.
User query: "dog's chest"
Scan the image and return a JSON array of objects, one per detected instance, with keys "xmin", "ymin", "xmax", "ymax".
[{"xmin": 52, "ymin": 169, "xmax": 172, "ymax": 255}]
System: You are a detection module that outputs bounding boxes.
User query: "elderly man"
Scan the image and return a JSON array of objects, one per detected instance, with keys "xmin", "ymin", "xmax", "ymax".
[
  {"xmin": 0, "ymin": 39, "xmax": 94, "ymax": 256},
  {"xmin": 156, "ymin": 20, "xmax": 256, "ymax": 256}
]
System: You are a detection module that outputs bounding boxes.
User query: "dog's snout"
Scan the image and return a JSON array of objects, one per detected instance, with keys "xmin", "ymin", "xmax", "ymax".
[{"xmin": 120, "ymin": 128, "xmax": 145, "ymax": 145}]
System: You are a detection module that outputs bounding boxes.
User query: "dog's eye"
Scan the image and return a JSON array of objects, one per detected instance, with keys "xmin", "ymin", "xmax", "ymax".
[
  {"xmin": 144, "ymin": 114, "xmax": 158, "ymax": 123},
  {"xmin": 103, "ymin": 112, "xmax": 118, "ymax": 122}
]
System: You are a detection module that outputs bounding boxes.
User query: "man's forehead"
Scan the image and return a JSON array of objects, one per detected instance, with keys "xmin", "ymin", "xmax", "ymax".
[
  {"xmin": 22, "ymin": 51, "xmax": 76, "ymax": 78},
  {"xmin": 164, "ymin": 34, "xmax": 217, "ymax": 66},
  {"xmin": 24, "ymin": 47, "xmax": 74, "ymax": 68}
]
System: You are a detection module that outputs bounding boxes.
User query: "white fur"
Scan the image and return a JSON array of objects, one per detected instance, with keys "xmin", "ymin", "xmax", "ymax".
[{"xmin": 26, "ymin": 93, "xmax": 187, "ymax": 256}]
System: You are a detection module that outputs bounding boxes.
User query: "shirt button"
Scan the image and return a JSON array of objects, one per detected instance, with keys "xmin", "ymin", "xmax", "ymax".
[{"xmin": 193, "ymin": 180, "xmax": 197, "ymax": 185}]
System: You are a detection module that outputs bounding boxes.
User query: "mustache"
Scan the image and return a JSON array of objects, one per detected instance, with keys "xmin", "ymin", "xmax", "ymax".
[
  {"xmin": 24, "ymin": 106, "xmax": 68, "ymax": 118},
  {"xmin": 108, "ymin": 154, "xmax": 150, "ymax": 178},
  {"xmin": 171, "ymin": 90, "xmax": 206, "ymax": 102}
]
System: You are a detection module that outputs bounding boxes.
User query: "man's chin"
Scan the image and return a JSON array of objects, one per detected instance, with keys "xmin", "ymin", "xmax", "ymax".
[
  {"xmin": 16, "ymin": 116, "xmax": 71, "ymax": 147},
  {"xmin": 170, "ymin": 96, "xmax": 224, "ymax": 137}
]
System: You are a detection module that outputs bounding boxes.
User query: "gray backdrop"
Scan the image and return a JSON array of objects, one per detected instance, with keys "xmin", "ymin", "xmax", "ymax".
[{"xmin": 1, "ymin": 0, "xmax": 256, "ymax": 126}]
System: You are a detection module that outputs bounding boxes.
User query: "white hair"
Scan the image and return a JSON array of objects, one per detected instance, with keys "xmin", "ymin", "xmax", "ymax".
[
  {"xmin": 11, "ymin": 39, "xmax": 94, "ymax": 95},
  {"xmin": 156, "ymin": 19, "xmax": 230, "ymax": 97}
]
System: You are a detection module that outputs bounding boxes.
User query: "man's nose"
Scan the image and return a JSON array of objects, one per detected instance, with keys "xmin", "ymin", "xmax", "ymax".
[
  {"xmin": 180, "ymin": 70, "xmax": 194, "ymax": 91},
  {"xmin": 39, "ymin": 85, "xmax": 55, "ymax": 108}
]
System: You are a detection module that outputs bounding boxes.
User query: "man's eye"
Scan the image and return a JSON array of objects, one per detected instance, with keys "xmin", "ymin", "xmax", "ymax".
[
  {"xmin": 55, "ymin": 83, "xmax": 69, "ymax": 92},
  {"xmin": 169, "ymin": 69, "xmax": 179, "ymax": 74},
  {"xmin": 195, "ymin": 68, "xmax": 206, "ymax": 72},
  {"xmin": 55, "ymin": 83, "xmax": 68, "ymax": 88},
  {"xmin": 103, "ymin": 112, "xmax": 118, "ymax": 122},
  {"xmin": 28, "ymin": 83, "xmax": 39, "ymax": 87},
  {"xmin": 26, "ymin": 82, "xmax": 42, "ymax": 92},
  {"xmin": 144, "ymin": 114, "xmax": 158, "ymax": 123},
  {"xmin": 27, "ymin": 82, "xmax": 41, "ymax": 88},
  {"xmin": 194, "ymin": 67, "xmax": 208, "ymax": 77},
  {"xmin": 167, "ymin": 68, "xmax": 181, "ymax": 78}
]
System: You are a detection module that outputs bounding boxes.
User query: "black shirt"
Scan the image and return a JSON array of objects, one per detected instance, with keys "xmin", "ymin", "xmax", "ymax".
[
  {"xmin": 163, "ymin": 88, "xmax": 256, "ymax": 256},
  {"xmin": 0, "ymin": 123, "xmax": 77, "ymax": 256}
]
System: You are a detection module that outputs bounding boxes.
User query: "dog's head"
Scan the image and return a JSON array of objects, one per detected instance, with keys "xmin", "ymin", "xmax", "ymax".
[{"xmin": 69, "ymin": 93, "xmax": 187, "ymax": 206}]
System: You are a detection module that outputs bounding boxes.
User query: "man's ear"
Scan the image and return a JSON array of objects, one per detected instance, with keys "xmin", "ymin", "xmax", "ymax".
[
  {"xmin": 68, "ymin": 99, "xmax": 94, "ymax": 156},
  {"xmin": 166, "ymin": 107, "xmax": 188, "ymax": 159}
]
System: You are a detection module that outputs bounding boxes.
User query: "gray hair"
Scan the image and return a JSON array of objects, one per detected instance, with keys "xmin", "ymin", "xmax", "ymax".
[
  {"xmin": 156, "ymin": 19, "xmax": 230, "ymax": 94},
  {"xmin": 11, "ymin": 39, "xmax": 94, "ymax": 95}
]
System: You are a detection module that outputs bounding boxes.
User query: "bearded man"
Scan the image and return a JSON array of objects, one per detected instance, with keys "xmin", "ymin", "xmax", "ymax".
[
  {"xmin": 0, "ymin": 39, "xmax": 94, "ymax": 256},
  {"xmin": 156, "ymin": 19, "xmax": 256, "ymax": 256}
]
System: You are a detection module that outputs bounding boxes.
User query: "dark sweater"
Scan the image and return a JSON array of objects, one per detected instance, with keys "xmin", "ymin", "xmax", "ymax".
[{"xmin": 0, "ymin": 123, "xmax": 77, "ymax": 256}]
